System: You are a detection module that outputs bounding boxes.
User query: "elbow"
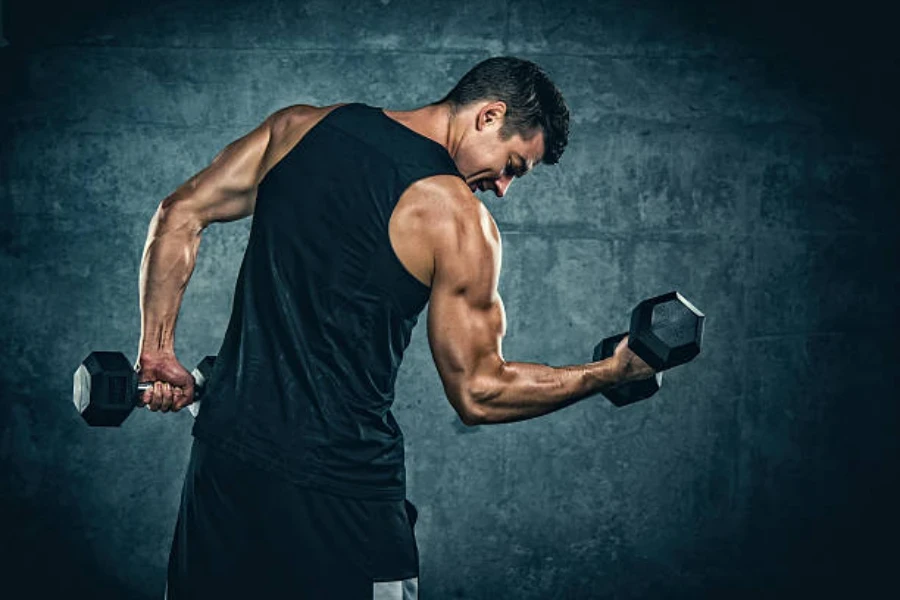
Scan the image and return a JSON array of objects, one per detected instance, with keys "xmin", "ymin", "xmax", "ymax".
[
  {"xmin": 457, "ymin": 402, "xmax": 487, "ymax": 427},
  {"xmin": 156, "ymin": 208, "xmax": 204, "ymax": 237},
  {"xmin": 456, "ymin": 367, "xmax": 505, "ymax": 426},
  {"xmin": 156, "ymin": 194, "xmax": 205, "ymax": 234},
  {"xmin": 448, "ymin": 388, "xmax": 490, "ymax": 427}
]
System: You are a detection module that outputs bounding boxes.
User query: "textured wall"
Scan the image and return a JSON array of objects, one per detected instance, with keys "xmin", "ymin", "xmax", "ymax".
[{"xmin": 1, "ymin": 0, "xmax": 898, "ymax": 598}]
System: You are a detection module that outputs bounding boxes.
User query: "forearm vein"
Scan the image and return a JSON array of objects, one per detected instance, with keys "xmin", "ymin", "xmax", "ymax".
[
  {"xmin": 138, "ymin": 209, "xmax": 202, "ymax": 357},
  {"xmin": 474, "ymin": 359, "xmax": 618, "ymax": 425}
]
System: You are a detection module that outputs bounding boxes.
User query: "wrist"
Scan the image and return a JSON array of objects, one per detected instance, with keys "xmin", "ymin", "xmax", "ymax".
[
  {"xmin": 137, "ymin": 345, "xmax": 175, "ymax": 363},
  {"xmin": 587, "ymin": 358, "xmax": 621, "ymax": 393},
  {"xmin": 138, "ymin": 329, "xmax": 176, "ymax": 358}
]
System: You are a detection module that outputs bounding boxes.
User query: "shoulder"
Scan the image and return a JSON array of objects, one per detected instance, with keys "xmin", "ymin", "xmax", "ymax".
[
  {"xmin": 398, "ymin": 175, "xmax": 501, "ymax": 278},
  {"xmin": 272, "ymin": 102, "xmax": 345, "ymax": 125},
  {"xmin": 408, "ymin": 175, "xmax": 497, "ymax": 227},
  {"xmin": 259, "ymin": 103, "xmax": 348, "ymax": 173},
  {"xmin": 402, "ymin": 174, "xmax": 499, "ymax": 243},
  {"xmin": 267, "ymin": 103, "xmax": 346, "ymax": 143}
]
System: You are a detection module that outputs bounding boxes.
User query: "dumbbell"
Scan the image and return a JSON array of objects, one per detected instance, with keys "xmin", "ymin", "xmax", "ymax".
[
  {"xmin": 593, "ymin": 291, "xmax": 704, "ymax": 407},
  {"xmin": 73, "ymin": 352, "xmax": 216, "ymax": 426}
]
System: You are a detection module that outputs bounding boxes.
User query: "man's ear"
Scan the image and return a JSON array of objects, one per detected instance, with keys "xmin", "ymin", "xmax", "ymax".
[{"xmin": 477, "ymin": 101, "xmax": 508, "ymax": 132}]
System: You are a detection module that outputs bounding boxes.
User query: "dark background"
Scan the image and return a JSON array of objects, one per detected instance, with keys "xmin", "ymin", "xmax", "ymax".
[{"xmin": 1, "ymin": 0, "xmax": 898, "ymax": 598}]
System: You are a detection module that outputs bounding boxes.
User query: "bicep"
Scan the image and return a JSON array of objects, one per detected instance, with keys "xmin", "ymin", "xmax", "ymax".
[{"xmin": 426, "ymin": 203, "xmax": 507, "ymax": 416}]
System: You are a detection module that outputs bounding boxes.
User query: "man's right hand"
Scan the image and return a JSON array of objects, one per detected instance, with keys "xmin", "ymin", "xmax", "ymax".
[
  {"xmin": 134, "ymin": 353, "xmax": 196, "ymax": 413},
  {"xmin": 611, "ymin": 335, "xmax": 656, "ymax": 385}
]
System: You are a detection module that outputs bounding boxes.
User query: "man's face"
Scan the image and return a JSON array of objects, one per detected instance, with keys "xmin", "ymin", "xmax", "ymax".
[{"xmin": 455, "ymin": 102, "xmax": 545, "ymax": 198}]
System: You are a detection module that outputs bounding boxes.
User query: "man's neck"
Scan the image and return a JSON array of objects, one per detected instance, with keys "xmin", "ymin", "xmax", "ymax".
[{"xmin": 382, "ymin": 103, "xmax": 459, "ymax": 158}]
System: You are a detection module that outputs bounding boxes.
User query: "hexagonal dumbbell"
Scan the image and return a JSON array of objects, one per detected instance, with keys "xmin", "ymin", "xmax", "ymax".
[
  {"xmin": 73, "ymin": 352, "xmax": 216, "ymax": 426},
  {"xmin": 593, "ymin": 291, "xmax": 704, "ymax": 407}
]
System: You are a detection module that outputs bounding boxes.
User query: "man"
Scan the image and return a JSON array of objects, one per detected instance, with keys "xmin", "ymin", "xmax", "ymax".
[{"xmin": 135, "ymin": 57, "xmax": 655, "ymax": 599}]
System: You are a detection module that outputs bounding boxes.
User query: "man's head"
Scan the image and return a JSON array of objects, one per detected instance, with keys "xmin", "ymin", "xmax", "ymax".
[{"xmin": 435, "ymin": 57, "xmax": 570, "ymax": 197}]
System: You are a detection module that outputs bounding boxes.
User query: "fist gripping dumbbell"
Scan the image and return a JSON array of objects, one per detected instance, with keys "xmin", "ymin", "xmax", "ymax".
[
  {"xmin": 73, "ymin": 352, "xmax": 215, "ymax": 426},
  {"xmin": 594, "ymin": 291, "xmax": 705, "ymax": 407}
]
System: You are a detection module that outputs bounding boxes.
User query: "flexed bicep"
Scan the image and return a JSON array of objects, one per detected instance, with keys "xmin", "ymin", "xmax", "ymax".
[{"xmin": 426, "ymin": 194, "xmax": 508, "ymax": 424}]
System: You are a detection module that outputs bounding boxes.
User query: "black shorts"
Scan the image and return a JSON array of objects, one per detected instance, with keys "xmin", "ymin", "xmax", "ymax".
[{"xmin": 166, "ymin": 438, "xmax": 419, "ymax": 599}]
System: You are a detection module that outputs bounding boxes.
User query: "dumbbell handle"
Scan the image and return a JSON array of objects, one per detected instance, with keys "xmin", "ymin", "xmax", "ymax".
[
  {"xmin": 599, "ymin": 330, "xmax": 653, "ymax": 366},
  {"xmin": 136, "ymin": 381, "xmax": 205, "ymax": 398}
]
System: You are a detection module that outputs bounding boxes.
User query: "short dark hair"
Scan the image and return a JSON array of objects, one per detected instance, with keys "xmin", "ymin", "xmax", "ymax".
[{"xmin": 434, "ymin": 57, "xmax": 570, "ymax": 165}]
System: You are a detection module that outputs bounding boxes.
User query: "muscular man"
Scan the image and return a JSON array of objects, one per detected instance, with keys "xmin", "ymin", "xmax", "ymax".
[{"xmin": 135, "ymin": 57, "xmax": 654, "ymax": 599}]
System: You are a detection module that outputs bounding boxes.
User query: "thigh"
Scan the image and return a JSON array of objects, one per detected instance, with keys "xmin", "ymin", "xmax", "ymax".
[
  {"xmin": 253, "ymin": 483, "xmax": 419, "ymax": 598},
  {"xmin": 166, "ymin": 439, "xmax": 419, "ymax": 599},
  {"xmin": 251, "ymin": 481, "xmax": 373, "ymax": 598},
  {"xmin": 166, "ymin": 439, "xmax": 256, "ymax": 599}
]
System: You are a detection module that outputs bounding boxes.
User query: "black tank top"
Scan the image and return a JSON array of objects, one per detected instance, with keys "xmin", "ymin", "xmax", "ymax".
[{"xmin": 192, "ymin": 103, "xmax": 463, "ymax": 500}]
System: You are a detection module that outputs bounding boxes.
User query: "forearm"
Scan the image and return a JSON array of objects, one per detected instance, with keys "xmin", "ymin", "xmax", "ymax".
[
  {"xmin": 137, "ymin": 207, "xmax": 202, "ymax": 358},
  {"xmin": 471, "ymin": 359, "xmax": 619, "ymax": 425}
]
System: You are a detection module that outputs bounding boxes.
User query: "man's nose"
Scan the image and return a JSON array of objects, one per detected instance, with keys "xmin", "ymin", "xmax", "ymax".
[{"xmin": 495, "ymin": 174, "xmax": 513, "ymax": 198}]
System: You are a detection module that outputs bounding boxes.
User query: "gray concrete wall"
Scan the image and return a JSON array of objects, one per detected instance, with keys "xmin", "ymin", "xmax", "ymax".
[{"xmin": 1, "ymin": 0, "xmax": 897, "ymax": 597}]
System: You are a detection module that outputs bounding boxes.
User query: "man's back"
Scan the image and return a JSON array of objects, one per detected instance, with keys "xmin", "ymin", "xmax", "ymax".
[{"xmin": 192, "ymin": 103, "xmax": 466, "ymax": 501}]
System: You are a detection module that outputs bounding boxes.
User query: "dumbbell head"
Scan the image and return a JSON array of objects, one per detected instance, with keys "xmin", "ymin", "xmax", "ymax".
[
  {"xmin": 593, "ymin": 333, "xmax": 664, "ymax": 407},
  {"xmin": 629, "ymin": 291, "xmax": 704, "ymax": 371},
  {"xmin": 73, "ymin": 351, "xmax": 138, "ymax": 427}
]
